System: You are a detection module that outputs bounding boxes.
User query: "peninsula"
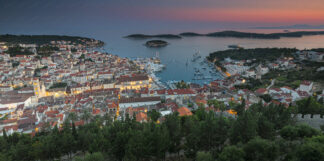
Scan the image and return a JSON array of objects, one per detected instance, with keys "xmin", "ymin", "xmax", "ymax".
[
  {"xmin": 0, "ymin": 34, "xmax": 104, "ymax": 46},
  {"xmin": 0, "ymin": 34, "xmax": 104, "ymax": 57}
]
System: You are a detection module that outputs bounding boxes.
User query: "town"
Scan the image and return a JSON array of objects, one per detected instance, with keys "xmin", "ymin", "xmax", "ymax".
[{"xmin": 1, "ymin": 38, "xmax": 324, "ymax": 138}]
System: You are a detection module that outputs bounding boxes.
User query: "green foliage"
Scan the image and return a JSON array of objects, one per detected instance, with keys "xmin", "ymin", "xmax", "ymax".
[
  {"xmin": 79, "ymin": 54, "xmax": 85, "ymax": 59},
  {"xmin": 0, "ymin": 34, "xmax": 103, "ymax": 46},
  {"xmin": 71, "ymin": 48, "xmax": 77, "ymax": 52},
  {"xmin": 36, "ymin": 45, "xmax": 59, "ymax": 57},
  {"xmin": 243, "ymin": 137, "xmax": 279, "ymax": 161},
  {"xmin": 175, "ymin": 80, "xmax": 189, "ymax": 89},
  {"xmin": 295, "ymin": 135, "xmax": 324, "ymax": 161},
  {"xmin": 49, "ymin": 82, "xmax": 67, "ymax": 89},
  {"xmin": 218, "ymin": 145, "xmax": 245, "ymax": 161},
  {"xmin": 11, "ymin": 61, "xmax": 20, "ymax": 68},
  {"xmin": 280, "ymin": 124, "xmax": 320, "ymax": 140},
  {"xmin": 196, "ymin": 151, "xmax": 213, "ymax": 161},
  {"xmin": 208, "ymin": 48, "xmax": 296, "ymax": 62},
  {"xmin": 296, "ymin": 97, "xmax": 324, "ymax": 116},
  {"xmin": 147, "ymin": 109, "xmax": 161, "ymax": 122},
  {"xmin": 260, "ymin": 94, "xmax": 272, "ymax": 103},
  {"xmin": 7, "ymin": 45, "xmax": 34, "ymax": 57},
  {"xmin": 0, "ymin": 102, "xmax": 323, "ymax": 161},
  {"xmin": 230, "ymin": 110, "xmax": 258, "ymax": 143},
  {"xmin": 207, "ymin": 99, "xmax": 227, "ymax": 111}
]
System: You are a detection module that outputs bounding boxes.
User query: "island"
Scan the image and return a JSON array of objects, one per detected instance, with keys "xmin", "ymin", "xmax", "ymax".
[
  {"xmin": 145, "ymin": 40, "xmax": 168, "ymax": 48},
  {"xmin": 125, "ymin": 34, "xmax": 181, "ymax": 39},
  {"xmin": 135, "ymin": 30, "xmax": 324, "ymax": 39}
]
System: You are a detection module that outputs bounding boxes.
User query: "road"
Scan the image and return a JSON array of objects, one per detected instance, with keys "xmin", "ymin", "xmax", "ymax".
[{"xmin": 266, "ymin": 79, "xmax": 276, "ymax": 90}]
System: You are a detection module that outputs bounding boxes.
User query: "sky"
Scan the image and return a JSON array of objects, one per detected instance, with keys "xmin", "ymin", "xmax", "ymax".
[{"xmin": 1, "ymin": 0, "xmax": 324, "ymax": 34}]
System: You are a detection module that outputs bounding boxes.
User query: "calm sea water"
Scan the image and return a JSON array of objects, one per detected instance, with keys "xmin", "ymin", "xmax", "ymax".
[
  {"xmin": 100, "ymin": 29, "xmax": 324, "ymax": 84},
  {"xmin": 2, "ymin": 28, "xmax": 324, "ymax": 83}
]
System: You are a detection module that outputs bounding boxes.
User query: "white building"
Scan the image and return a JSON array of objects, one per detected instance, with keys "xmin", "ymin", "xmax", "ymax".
[
  {"xmin": 299, "ymin": 81, "xmax": 313, "ymax": 93},
  {"xmin": 119, "ymin": 97, "xmax": 160, "ymax": 110}
]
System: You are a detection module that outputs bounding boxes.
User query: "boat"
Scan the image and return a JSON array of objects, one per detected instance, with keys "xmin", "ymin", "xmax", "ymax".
[
  {"xmin": 204, "ymin": 76, "xmax": 212, "ymax": 79},
  {"xmin": 191, "ymin": 51, "xmax": 202, "ymax": 62}
]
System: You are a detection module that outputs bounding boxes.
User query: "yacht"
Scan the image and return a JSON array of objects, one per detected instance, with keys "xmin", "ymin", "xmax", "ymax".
[{"xmin": 191, "ymin": 51, "xmax": 201, "ymax": 62}]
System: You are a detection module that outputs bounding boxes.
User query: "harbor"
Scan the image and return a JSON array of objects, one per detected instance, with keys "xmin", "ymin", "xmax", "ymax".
[{"xmin": 131, "ymin": 50, "xmax": 223, "ymax": 89}]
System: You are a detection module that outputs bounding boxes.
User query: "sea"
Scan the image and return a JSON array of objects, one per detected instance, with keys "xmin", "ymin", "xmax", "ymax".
[{"xmin": 2, "ymin": 27, "xmax": 324, "ymax": 84}]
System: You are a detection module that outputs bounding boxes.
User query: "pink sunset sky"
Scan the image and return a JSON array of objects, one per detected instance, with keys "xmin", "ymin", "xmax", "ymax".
[{"xmin": 1, "ymin": 0, "xmax": 324, "ymax": 30}]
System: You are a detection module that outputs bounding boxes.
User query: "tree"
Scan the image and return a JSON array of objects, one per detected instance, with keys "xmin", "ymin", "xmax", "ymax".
[
  {"xmin": 196, "ymin": 151, "xmax": 213, "ymax": 161},
  {"xmin": 295, "ymin": 138, "xmax": 324, "ymax": 161},
  {"xmin": 257, "ymin": 116, "xmax": 275, "ymax": 139},
  {"xmin": 296, "ymin": 97, "xmax": 324, "ymax": 116},
  {"xmin": 230, "ymin": 111, "xmax": 257, "ymax": 144},
  {"xmin": 124, "ymin": 130, "xmax": 147, "ymax": 161},
  {"xmin": 175, "ymin": 80, "xmax": 189, "ymax": 89},
  {"xmin": 67, "ymin": 112, "xmax": 78, "ymax": 122},
  {"xmin": 218, "ymin": 145, "xmax": 245, "ymax": 161},
  {"xmin": 163, "ymin": 113, "xmax": 182, "ymax": 157},
  {"xmin": 81, "ymin": 110, "xmax": 92, "ymax": 124},
  {"xmin": 280, "ymin": 124, "xmax": 320, "ymax": 140},
  {"xmin": 243, "ymin": 138, "xmax": 279, "ymax": 161},
  {"xmin": 72, "ymin": 122, "xmax": 78, "ymax": 139},
  {"xmin": 260, "ymin": 94, "xmax": 272, "ymax": 103},
  {"xmin": 233, "ymin": 99, "xmax": 245, "ymax": 116},
  {"xmin": 147, "ymin": 109, "xmax": 161, "ymax": 122},
  {"xmin": 280, "ymin": 125, "xmax": 299, "ymax": 140},
  {"xmin": 2, "ymin": 130, "xmax": 7, "ymax": 141}
]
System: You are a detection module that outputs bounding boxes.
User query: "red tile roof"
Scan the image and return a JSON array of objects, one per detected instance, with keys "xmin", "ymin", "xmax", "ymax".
[
  {"xmin": 177, "ymin": 107, "xmax": 192, "ymax": 116},
  {"xmin": 136, "ymin": 112, "xmax": 147, "ymax": 122}
]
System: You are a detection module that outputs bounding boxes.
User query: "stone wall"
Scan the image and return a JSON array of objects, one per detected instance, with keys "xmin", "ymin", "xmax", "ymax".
[{"xmin": 293, "ymin": 114, "xmax": 324, "ymax": 129}]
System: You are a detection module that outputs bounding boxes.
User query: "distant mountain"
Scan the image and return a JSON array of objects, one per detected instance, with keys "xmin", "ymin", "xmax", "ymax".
[{"xmin": 254, "ymin": 24, "xmax": 324, "ymax": 29}]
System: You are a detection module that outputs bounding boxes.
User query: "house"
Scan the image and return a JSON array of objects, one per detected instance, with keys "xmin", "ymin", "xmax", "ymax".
[
  {"xmin": 115, "ymin": 75, "xmax": 151, "ymax": 91},
  {"xmin": 97, "ymin": 71, "xmax": 113, "ymax": 80},
  {"xmin": 257, "ymin": 65, "xmax": 269, "ymax": 75},
  {"xmin": 0, "ymin": 86, "xmax": 13, "ymax": 92},
  {"xmin": 299, "ymin": 81, "xmax": 313, "ymax": 93},
  {"xmin": 244, "ymin": 70, "xmax": 256, "ymax": 78},
  {"xmin": 269, "ymin": 88, "xmax": 282, "ymax": 95},
  {"xmin": 297, "ymin": 90, "xmax": 310, "ymax": 99}
]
